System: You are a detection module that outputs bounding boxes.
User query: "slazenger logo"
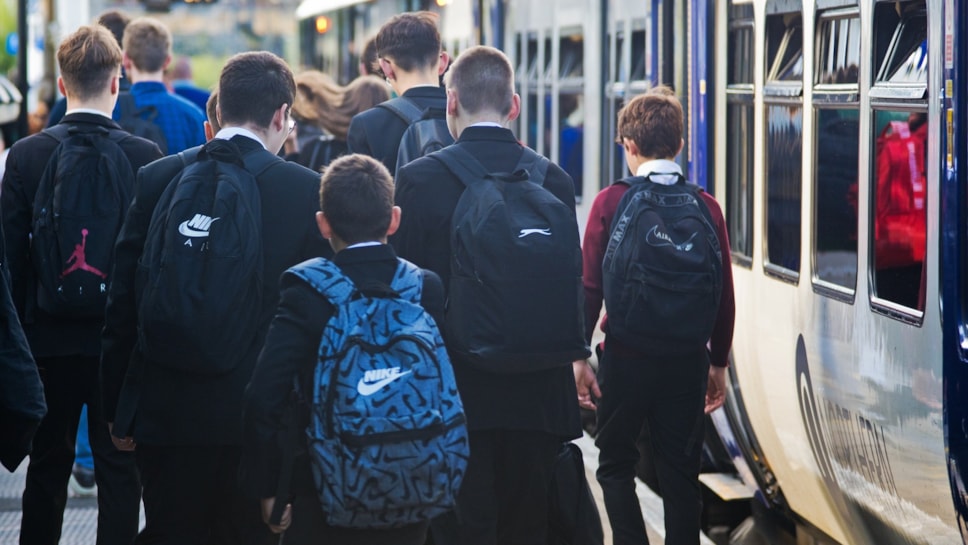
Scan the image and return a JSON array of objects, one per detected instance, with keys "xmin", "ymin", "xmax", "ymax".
[
  {"xmin": 178, "ymin": 214, "xmax": 220, "ymax": 238},
  {"xmin": 356, "ymin": 367, "xmax": 412, "ymax": 396},
  {"xmin": 646, "ymin": 225, "xmax": 697, "ymax": 252},
  {"xmin": 519, "ymin": 228, "xmax": 551, "ymax": 238}
]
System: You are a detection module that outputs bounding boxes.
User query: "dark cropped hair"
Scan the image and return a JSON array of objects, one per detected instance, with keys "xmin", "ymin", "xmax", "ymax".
[
  {"xmin": 319, "ymin": 154, "xmax": 394, "ymax": 244},
  {"xmin": 97, "ymin": 9, "xmax": 130, "ymax": 47},
  {"xmin": 218, "ymin": 51, "xmax": 295, "ymax": 129},
  {"xmin": 57, "ymin": 25, "xmax": 122, "ymax": 101},
  {"xmin": 375, "ymin": 11, "xmax": 441, "ymax": 73},
  {"xmin": 444, "ymin": 45, "xmax": 514, "ymax": 117},
  {"xmin": 617, "ymin": 85, "xmax": 683, "ymax": 160}
]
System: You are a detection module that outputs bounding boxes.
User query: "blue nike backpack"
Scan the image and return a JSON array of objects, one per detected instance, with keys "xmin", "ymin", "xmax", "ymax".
[{"xmin": 288, "ymin": 257, "xmax": 469, "ymax": 528}]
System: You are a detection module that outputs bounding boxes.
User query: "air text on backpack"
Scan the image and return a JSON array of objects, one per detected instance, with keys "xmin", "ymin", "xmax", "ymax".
[
  {"xmin": 137, "ymin": 139, "xmax": 274, "ymax": 373},
  {"xmin": 433, "ymin": 145, "xmax": 590, "ymax": 373},
  {"xmin": 31, "ymin": 125, "xmax": 134, "ymax": 318},
  {"xmin": 602, "ymin": 175, "xmax": 722, "ymax": 355},
  {"xmin": 291, "ymin": 258, "xmax": 468, "ymax": 528}
]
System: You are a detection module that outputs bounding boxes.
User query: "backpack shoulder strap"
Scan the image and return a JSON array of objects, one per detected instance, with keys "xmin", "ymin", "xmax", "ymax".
[
  {"xmin": 429, "ymin": 145, "xmax": 491, "ymax": 190},
  {"xmin": 378, "ymin": 97, "xmax": 423, "ymax": 125},
  {"xmin": 511, "ymin": 148, "xmax": 551, "ymax": 187},
  {"xmin": 390, "ymin": 259, "xmax": 423, "ymax": 305},
  {"xmin": 287, "ymin": 258, "xmax": 355, "ymax": 307}
]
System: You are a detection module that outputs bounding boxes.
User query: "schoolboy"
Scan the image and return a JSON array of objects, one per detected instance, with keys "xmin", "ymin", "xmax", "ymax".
[
  {"xmin": 346, "ymin": 11, "xmax": 449, "ymax": 175},
  {"xmin": 576, "ymin": 86, "xmax": 736, "ymax": 545},
  {"xmin": 241, "ymin": 153, "xmax": 444, "ymax": 545}
]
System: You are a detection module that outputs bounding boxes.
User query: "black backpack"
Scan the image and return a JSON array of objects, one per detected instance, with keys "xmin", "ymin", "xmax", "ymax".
[
  {"xmin": 137, "ymin": 139, "xmax": 277, "ymax": 374},
  {"xmin": 432, "ymin": 145, "xmax": 589, "ymax": 373},
  {"xmin": 602, "ymin": 175, "xmax": 723, "ymax": 355},
  {"xmin": 117, "ymin": 92, "xmax": 169, "ymax": 155},
  {"xmin": 31, "ymin": 124, "xmax": 135, "ymax": 318},
  {"xmin": 379, "ymin": 97, "xmax": 454, "ymax": 173}
]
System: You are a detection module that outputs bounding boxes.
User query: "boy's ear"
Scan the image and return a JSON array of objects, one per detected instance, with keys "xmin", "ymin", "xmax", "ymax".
[
  {"xmin": 437, "ymin": 51, "xmax": 450, "ymax": 76},
  {"xmin": 315, "ymin": 211, "xmax": 332, "ymax": 239},
  {"xmin": 623, "ymin": 137, "xmax": 640, "ymax": 158},
  {"xmin": 386, "ymin": 206, "xmax": 402, "ymax": 237}
]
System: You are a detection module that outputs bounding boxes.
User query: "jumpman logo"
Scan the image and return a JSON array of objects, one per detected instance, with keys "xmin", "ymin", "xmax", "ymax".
[{"xmin": 61, "ymin": 228, "xmax": 107, "ymax": 279}]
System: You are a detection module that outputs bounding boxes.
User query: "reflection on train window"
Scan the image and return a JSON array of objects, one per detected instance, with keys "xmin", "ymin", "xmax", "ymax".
[
  {"xmin": 870, "ymin": 110, "xmax": 927, "ymax": 310},
  {"xmin": 765, "ymin": 104, "xmax": 803, "ymax": 276},
  {"xmin": 816, "ymin": 10, "xmax": 860, "ymax": 85},
  {"xmin": 875, "ymin": 2, "xmax": 927, "ymax": 85},
  {"xmin": 814, "ymin": 109, "xmax": 859, "ymax": 290},
  {"xmin": 765, "ymin": 13, "xmax": 802, "ymax": 83},
  {"xmin": 727, "ymin": 1, "xmax": 755, "ymax": 263},
  {"xmin": 727, "ymin": 103, "xmax": 754, "ymax": 260}
]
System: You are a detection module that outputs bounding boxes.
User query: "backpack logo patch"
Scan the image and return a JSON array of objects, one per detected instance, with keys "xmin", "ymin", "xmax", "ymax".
[
  {"xmin": 646, "ymin": 225, "xmax": 697, "ymax": 252},
  {"xmin": 60, "ymin": 228, "xmax": 107, "ymax": 280},
  {"xmin": 178, "ymin": 214, "xmax": 220, "ymax": 238},
  {"xmin": 518, "ymin": 228, "xmax": 552, "ymax": 238},
  {"xmin": 356, "ymin": 367, "xmax": 413, "ymax": 396}
]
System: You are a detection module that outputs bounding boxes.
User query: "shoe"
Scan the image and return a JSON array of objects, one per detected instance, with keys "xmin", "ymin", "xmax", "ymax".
[{"xmin": 69, "ymin": 463, "xmax": 97, "ymax": 497}]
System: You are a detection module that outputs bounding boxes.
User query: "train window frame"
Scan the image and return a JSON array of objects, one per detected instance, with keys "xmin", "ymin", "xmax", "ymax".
[
  {"xmin": 866, "ymin": 0, "xmax": 928, "ymax": 323},
  {"xmin": 726, "ymin": 1, "xmax": 755, "ymax": 266},
  {"xmin": 762, "ymin": 2, "xmax": 804, "ymax": 283},
  {"xmin": 814, "ymin": 8, "xmax": 861, "ymax": 91}
]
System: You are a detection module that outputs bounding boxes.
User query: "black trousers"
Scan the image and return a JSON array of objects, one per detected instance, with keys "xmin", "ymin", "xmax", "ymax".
[
  {"xmin": 595, "ymin": 339, "xmax": 709, "ymax": 545},
  {"xmin": 20, "ymin": 355, "xmax": 141, "ymax": 545},
  {"xmin": 281, "ymin": 494, "xmax": 428, "ymax": 545},
  {"xmin": 136, "ymin": 445, "xmax": 274, "ymax": 545},
  {"xmin": 431, "ymin": 429, "xmax": 560, "ymax": 545}
]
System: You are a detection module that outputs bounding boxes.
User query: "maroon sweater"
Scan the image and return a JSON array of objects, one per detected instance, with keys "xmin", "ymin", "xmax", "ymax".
[{"xmin": 581, "ymin": 182, "xmax": 736, "ymax": 367}]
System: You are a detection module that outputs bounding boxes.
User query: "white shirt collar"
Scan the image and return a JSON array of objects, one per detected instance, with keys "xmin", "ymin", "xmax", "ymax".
[
  {"xmin": 635, "ymin": 159, "xmax": 682, "ymax": 185},
  {"xmin": 64, "ymin": 108, "xmax": 112, "ymax": 119},
  {"xmin": 214, "ymin": 127, "xmax": 267, "ymax": 150},
  {"xmin": 468, "ymin": 121, "xmax": 502, "ymax": 128},
  {"xmin": 346, "ymin": 241, "xmax": 383, "ymax": 249}
]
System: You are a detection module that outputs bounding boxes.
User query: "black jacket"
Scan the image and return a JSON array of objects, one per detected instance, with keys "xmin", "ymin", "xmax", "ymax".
[
  {"xmin": 390, "ymin": 126, "xmax": 582, "ymax": 438},
  {"xmin": 100, "ymin": 135, "xmax": 331, "ymax": 446},
  {"xmin": 347, "ymin": 86, "xmax": 447, "ymax": 176},
  {"xmin": 0, "ymin": 229, "xmax": 46, "ymax": 472},
  {"xmin": 240, "ymin": 244, "xmax": 445, "ymax": 498},
  {"xmin": 0, "ymin": 112, "xmax": 163, "ymax": 358}
]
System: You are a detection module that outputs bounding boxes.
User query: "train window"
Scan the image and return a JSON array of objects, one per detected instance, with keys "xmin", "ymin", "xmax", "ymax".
[
  {"xmin": 813, "ymin": 109, "xmax": 859, "ymax": 293},
  {"xmin": 869, "ymin": 109, "xmax": 927, "ymax": 311},
  {"xmin": 727, "ymin": 1, "xmax": 755, "ymax": 263},
  {"xmin": 875, "ymin": 3, "xmax": 927, "ymax": 85},
  {"xmin": 765, "ymin": 13, "xmax": 803, "ymax": 84},
  {"xmin": 815, "ymin": 10, "xmax": 860, "ymax": 85},
  {"xmin": 765, "ymin": 104, "xmax": 803, "ymax": 278}
]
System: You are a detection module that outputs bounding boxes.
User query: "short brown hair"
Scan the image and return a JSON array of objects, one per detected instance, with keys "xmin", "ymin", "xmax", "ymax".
[
  {"xmin": 57, "ymin": 25, "xmax": 122, "ymax": 101},
  {"xmin": 360, "ymin": 36, "xmax": 380, "ymax": 77},
  {"xmin": 319, "ymin": 154, "xmax": 394, "ymax": 244},
  {"xmin": 122, "ymin": 17, "xmax": 171, "ymax": 73},
  {"xmin": 96, "ymin": 9, "xmax": 130, "ymax": 47},
  {"xmin": 375, "ymin": 11, "xmax": 441, "ymax": 73},
  {"xmin": 218, "ymin": 51, "xmax": 295, "ymax": 129},
  {"xmin": 617, "ymin": 85, "xmax": 682, "ymax": 160},
  {"xmin": 444, "ymin": 46, "xmax": 514, "ymax": 117},
  {"xmin": 206, "ymin": 89, "xmax": 220, "ymax": 133}
]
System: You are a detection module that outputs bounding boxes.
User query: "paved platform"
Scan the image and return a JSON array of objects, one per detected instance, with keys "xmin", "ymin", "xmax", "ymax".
[{"xmin": 0, "ymin": 435, "xmax": 712, "ymax": 544}]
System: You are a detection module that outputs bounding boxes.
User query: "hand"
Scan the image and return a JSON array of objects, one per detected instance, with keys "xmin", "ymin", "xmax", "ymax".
[
  {"xmin": 573, "ymin": 359, "xmax": 602, "ymax": 411},
  {"xmin": 261, "ymin": 497, "xmax": 292, "ymax": 534},
  {"xmin": 705, "ymin": 365, "xmax": 727, "ymax": 414},
  {"xmin": 108, "ymin": 423, "xmax": 136, "ymax": 451}
]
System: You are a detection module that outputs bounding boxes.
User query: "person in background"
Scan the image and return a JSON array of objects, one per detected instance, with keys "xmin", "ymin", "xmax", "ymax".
[
  {"xmin": 167, "ymin": 56, "xmax": 211, "ymax": 113},
  {"xmin": 286, "ymin": 71, "xmax": 389, "ymax": 172}
]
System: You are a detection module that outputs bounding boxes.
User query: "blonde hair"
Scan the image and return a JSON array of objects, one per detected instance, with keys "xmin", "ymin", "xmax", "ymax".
[{"xmin": 292, "ymin": 71, "xmax": 389, "ymax": 141}]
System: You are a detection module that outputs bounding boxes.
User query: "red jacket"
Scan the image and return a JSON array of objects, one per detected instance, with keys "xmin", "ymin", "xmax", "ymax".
[{"xmin": 582, "ymin": 181, "xmax": 736, "ymax": 367}]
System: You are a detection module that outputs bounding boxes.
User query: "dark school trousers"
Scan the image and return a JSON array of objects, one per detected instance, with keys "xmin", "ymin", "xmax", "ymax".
[
  {"xmin": 20, "ymin": 355, "xmax": 141, "ymax": 545},
  {"xmin": 136, "ymin": 445, "xmax": 274, "ymax": 545},
  {"xmin": 595, "ymin": 338, "xmax": 710, "ymax": 545},
  {"xmin": 431, "ymin": 429, "xmax": 561, "ymax": 545}
]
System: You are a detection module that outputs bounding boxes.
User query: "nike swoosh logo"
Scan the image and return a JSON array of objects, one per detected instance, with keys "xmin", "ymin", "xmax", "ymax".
[
  {"xmin": 178, "ymin": 221, "xmax": 212, "ymax": 238},
  {"xmin": 356, "ymin": 369, "xmax": 413, "ymax": 396}
]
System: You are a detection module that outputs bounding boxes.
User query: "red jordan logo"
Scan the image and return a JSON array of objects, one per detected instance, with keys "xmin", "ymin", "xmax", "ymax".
[{"xmin": 61, "ymin": 228, "xmax": 107, "ymax": 279}]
